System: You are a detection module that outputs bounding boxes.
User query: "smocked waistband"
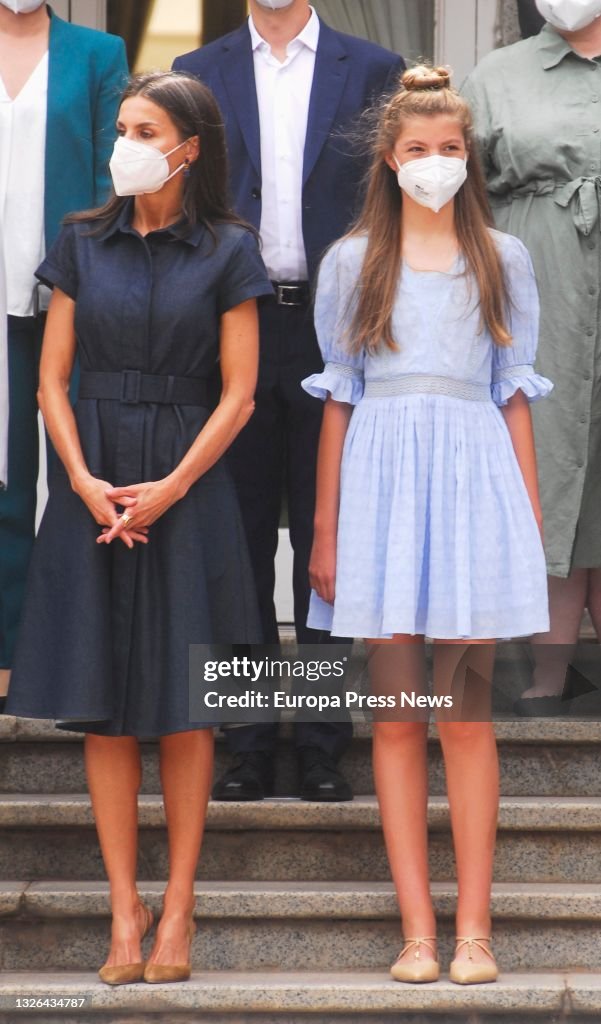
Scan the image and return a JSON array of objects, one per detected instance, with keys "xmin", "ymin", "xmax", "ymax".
[{"xmin": 363, "ymin": 374, "xmax": 491, "ymax": 402}]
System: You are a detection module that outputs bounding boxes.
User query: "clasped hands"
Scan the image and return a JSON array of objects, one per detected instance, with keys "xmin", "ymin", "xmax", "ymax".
[{"xmin": 75, "ymin": 474, "xmax": 184, "ymax": 549}]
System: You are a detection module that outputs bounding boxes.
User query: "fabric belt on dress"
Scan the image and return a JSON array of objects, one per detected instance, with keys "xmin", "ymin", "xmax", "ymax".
[
  {"xmin": 491, "ymin": 175, "xmax": 601, "ymax": 236},
  {"xmin": 269, "ymin": 281, "xmax": 311, "ymax": 306},
  {"xmin": 363, "ymin": 373, "xmax": 491, "ymax": 402},
  {"xmin": 79, "ymin": 370, "xmax": 208, "ymax": 406}
]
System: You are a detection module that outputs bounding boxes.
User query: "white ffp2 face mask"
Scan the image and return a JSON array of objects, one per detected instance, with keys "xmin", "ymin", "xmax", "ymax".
[
  {"xmin": 535, "ymin": 0, "xmax": 601, "ymax": 30},
  {"xmin": 0, "ymin": 0, "xmax": 46, "ymax": 12},
  {"xmin": 109, "ymin": 136, "xmax": 189, "ymax": 197},
  {"xmin": 394, "ymin": 154, "xmax": 468, "ymax": 213},
  {"xmin": 254, "ymin": 0, "xmax": 295, "ymax": 9}
]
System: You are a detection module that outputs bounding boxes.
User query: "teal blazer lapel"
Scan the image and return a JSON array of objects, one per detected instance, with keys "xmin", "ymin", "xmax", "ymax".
[{"xmin": 45, "ymin": 8, "xmax": 74, "ymax": 246}]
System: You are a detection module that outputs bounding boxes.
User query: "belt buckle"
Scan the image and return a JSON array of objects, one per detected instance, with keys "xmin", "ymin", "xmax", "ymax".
[
  {"xmin": 277, "ymin": 284, "xmax": 302, "ymax": 306},
  {"xmin": 121, "ymin": 369, "xmax": 142, "ymax": 404}
]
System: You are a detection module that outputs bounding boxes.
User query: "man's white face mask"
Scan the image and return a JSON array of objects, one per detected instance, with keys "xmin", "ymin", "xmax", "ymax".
[
  {"xmin": 535, "ymin": 0, "xmax": 601, "ymax": 31},
  {"xmin": 254, "ymin": 0, "xmax": 295, "ymax": 9}
]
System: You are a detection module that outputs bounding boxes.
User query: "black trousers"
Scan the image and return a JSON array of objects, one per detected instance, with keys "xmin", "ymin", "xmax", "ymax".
[
  {"xmin": 225, "ymin": 296, "xmax": 352, "ymax": 760},
  {"xmin": 0, "ymin": 317, "xmax": 43, "ymax": 667}
]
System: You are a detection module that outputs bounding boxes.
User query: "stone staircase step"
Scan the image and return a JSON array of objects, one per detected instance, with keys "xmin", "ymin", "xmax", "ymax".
[
  {"xmin": 5, "ymin": 716, "xmax": 601, "ymax": 743},
  {"xmin": 0, "ymin": 881, "xmax": 600, "ymax": 972},
  {"xmin": 0, "ymin": 970, "xmax": 599, "ymax": 1021},
  {"xmin": 1, "ymin": 795, "xmax": 600, "ymax": 883},
  {"xmin": 2, "ymin": 717, "xmax": 601, "ymax": 797},
  {"xmin": 8, "ymin": 878, "xmax": 601, "ymax": 920},
  {"xmin": 2, "ymin": 793, "xmax": 600, "ymax": 830}
]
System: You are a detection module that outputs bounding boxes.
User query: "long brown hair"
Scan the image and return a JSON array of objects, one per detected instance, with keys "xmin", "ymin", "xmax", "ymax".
[
  {"xmin": 346, "ymin": 65, "xmax": 512, "ymax": 353},
  {"xmin": 66, "ymin": 71, "xmax": 252, "ymax": 241}
]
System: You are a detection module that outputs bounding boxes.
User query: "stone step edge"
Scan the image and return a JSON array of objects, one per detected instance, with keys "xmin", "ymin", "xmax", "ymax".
[
  {"xmin": 2, "ymin": 715, "xmax": 601, "ymax": 744},
  {"xmin": 0, "ymin": 970, "xmax": 598, "ymax": 1015},
  {"xmin": 2, "ymin": 880, "xmax": 601, "ymax": 922},
  {"xmin": 1, "ymin": 794, "xmax": 601, "ymax": 831}
]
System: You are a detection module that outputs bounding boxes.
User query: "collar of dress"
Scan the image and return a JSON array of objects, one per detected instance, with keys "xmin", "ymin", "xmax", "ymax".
[
  {"xmin": 535, "ymin": 22, "xmax": 597, "ymax": 69},
  {"xmin": 98, "ymin": 199, "xmax": 205, "ymax": 247}
]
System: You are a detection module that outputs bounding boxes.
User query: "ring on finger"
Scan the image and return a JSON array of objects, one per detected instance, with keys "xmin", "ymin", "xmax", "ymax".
[{"xmin": 120, "ymin": 512, "xmax": 133, "ymax": 527}]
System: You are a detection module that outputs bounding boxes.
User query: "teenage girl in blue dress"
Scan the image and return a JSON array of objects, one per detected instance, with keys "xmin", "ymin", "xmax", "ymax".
[{"xmin": 303, "ymin": 66, "xmax": 552, "ymax": 984}]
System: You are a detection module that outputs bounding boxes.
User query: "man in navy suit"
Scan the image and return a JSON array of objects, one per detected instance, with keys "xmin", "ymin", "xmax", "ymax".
[{"xmin": 174, "ymin": 0, "xmax": 403, "ymax": 800}]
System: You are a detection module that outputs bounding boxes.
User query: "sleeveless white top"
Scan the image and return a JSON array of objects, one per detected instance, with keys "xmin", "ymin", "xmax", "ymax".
[{"xmin": 0, "ymin": 51, "xmax": 48, "ymax": 317}]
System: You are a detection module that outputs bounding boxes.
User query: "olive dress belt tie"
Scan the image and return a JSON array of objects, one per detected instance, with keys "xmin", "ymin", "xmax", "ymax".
[
  {"xmin": 490, "ymin": 174, "xmax": 601, "ymax": 236},
  {"xmin": 79, "ymin": 369, "xmax": 208, "ymax": 406}
]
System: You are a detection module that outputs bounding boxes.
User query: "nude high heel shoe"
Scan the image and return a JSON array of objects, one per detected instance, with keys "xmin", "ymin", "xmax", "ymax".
[
  {"xmin": 98, "ymin": 902, "xmax": 153, "ymax": 986},
  {"xmin": 143, "ymin": 916, "xmax": 196, "ymax": 984},
  {"xmin": 390, "ymin": 936, "xmax": 439, "ymax": 983},
  {"xmin": 449, "ymin": 936, "xmax": 498, "ymax": 984}
]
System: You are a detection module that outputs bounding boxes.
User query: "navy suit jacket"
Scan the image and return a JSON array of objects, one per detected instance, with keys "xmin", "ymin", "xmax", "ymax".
[{"xmin": 173, "ymin": 19, "xmax": 404, "ymax": 282}]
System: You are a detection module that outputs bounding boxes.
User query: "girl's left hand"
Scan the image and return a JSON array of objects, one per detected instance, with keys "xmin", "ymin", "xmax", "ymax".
[
  {"xmin": 309, "ymin": 532, "xmax": 337, "ymax": 605},
  {"xmin": 98, "ymin": 477, "xmax": 183, "ymax": 544}
]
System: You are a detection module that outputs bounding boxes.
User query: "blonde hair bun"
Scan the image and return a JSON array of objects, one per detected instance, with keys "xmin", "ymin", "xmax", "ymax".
[{"xmin": 402, "ymin": 65, "xmax": 451, "ymax": 92}]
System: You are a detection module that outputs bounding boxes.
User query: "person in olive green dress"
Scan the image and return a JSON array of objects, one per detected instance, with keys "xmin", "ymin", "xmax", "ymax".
[{"xmin": 463, "ymin": 5, "xmax": 601, "ymax": 706}]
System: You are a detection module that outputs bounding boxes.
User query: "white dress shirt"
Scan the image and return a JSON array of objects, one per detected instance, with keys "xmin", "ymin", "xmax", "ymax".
[
  {"xmin": 0, "ymin": 52, "xmax": 48, "ymax": 318},
  {"xmin": 249, "ymin": 8, "xmax": 319, "ymax": 282}
]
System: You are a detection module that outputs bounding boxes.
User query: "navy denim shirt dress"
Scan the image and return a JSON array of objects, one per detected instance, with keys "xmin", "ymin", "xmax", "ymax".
[{"xmin": 6, "ymin": 202, "xmax": 274, "ymax": 738}]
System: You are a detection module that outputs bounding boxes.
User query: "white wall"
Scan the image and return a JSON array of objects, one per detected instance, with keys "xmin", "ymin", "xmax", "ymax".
[
  {"xmin": 435, "ymin": 0, "xmax": 497, "ymax": 84},
  {"xmin": 52, "ymin": 0, "xmax": 106, "ymax": 29}
]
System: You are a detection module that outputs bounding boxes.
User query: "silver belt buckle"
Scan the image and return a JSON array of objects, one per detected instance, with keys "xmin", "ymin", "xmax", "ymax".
[{"xmin": 277, "ymin": 284, "xmax": 302, "ymax": 306}]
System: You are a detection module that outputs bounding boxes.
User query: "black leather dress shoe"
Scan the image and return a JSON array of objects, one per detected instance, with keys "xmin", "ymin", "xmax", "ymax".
[
  {"xmin": 211, "ymin": 752, "xmax": 274, "ymax": 801},
  {"xmin": 298, "ymin": 748, "xmax": 353, "ymax": 802}
]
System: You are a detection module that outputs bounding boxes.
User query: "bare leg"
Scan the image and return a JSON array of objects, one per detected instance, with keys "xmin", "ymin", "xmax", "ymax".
[
  {"xmin": 146, "ymin": 728, "xmax": 214, "ymax": 967},
  {"xmin": 84, "ymin": 734, "xmax": 147, "ymax": 968},
  {"xmin": 585, "ymin": 568, "xmax": 601, "ymax": 638},
  {"xmin": 0, "ymin": 669, "xmax": 10, "ymax": 698},
  {"xmin": 526, "ymin": 570, "xmax": 588, "ymax": 697},
  {"xmin": 434, "ymin": 641, "xmax": 498, "ymax": 966},
  {"xmin": 370, "ymin": 637, "xmax": 437, "ymax": 961}
]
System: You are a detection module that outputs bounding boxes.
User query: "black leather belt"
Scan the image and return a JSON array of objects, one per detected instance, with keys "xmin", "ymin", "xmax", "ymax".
[
  {"xmin": 79, "ymin": 370, "xmax": 208, "ymax": 406},
  {"xmin": 270, "ymin": 281, "xmax": 311, "ymax": 306}
]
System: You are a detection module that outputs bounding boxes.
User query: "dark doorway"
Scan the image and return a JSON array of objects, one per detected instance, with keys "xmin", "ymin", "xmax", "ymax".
[{"xmin": 202, "ymin": 0, "xmax": 247, "ymax": 44}]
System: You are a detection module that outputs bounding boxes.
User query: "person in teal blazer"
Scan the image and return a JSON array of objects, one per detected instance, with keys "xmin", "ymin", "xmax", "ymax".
[
  {"xmin": 0, "ymin": 2, "xmax": 128, "ymax": 697},
  {"xmin": 44, "ymin": 7, "xmax": 128, "ymax": 242}
]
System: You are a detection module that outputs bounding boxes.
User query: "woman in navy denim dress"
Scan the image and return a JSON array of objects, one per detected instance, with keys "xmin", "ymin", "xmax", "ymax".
[{"xmin": 6, "ymin": 72, "xmax": 273, "ymax": 985}]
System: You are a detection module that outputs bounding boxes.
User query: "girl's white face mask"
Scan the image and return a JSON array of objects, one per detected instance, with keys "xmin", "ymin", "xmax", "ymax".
[
  {"xmin": 394, "ymin": 154, "xmax": 468, "ymax": 213},
  {"xmin": 535, "ymin": 0, "xmax": 601, "ymax": 30},
  {"xmin": 109, "ymin": 136, "xmax": 189, "ymax": 197},
  {"xmin": 0, "ymin": 0, "xmax": 46, "ymax": 12}
]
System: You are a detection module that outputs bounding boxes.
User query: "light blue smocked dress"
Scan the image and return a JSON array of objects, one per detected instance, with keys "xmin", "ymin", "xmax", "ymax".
[{"xmin": 302, "ymin": 229, "xmax": 553, "ymax": 640}]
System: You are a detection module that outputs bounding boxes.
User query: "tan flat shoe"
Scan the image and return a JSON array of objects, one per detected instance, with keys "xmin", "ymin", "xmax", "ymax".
[
  {"xmin": 449, "ymin": 936, "xmax": 498, "ymax": 985},
  {"xmin": 143, "ymin": 916, "xmax": 196, "ymax": 984},
  {"xmin": 390, "ymin": 936, "xmax": 439, "ymax": 983},
  {"xmin": 98, "ymin": 902, "xmax": 153, "ymax": 986}
]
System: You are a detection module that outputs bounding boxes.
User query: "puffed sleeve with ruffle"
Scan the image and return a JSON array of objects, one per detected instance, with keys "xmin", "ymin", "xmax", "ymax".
[
  {"xmin": 302, "ymin": 240, "xmax": 365, "ymax": 405},
  {"xmin": 491, "ymin": 233, "xmax": 553, "ymax": 407}
]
